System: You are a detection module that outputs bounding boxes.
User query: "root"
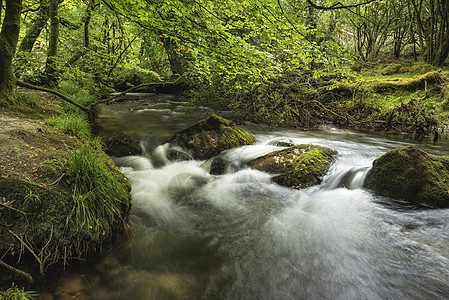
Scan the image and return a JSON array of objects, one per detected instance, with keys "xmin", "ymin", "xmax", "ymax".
[
  {"xmin": 9, "ymin": 230, "xmax": 44, "ymax": 275},
  {"xmin": 0, "ymin": 258, "xmax": 33, "ymax": 283}
]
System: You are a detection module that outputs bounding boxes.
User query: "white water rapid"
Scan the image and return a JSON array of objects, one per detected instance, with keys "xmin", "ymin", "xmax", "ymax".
[
  {"xmin": 105, "ymin": 130, "xmax": 449, "ymax": 300},
  {"xmin": 45, "ymin": 95, "xmax": 449, "ymax": 299}
]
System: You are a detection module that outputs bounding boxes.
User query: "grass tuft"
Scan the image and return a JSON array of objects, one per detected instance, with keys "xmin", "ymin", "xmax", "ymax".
[
  {"xmin": 45, "ymin": 114, "xmax": 91, "ymax": 139},
  {"xmin": 0, "ymin": 285, "xmax": 38, "ymax": 300},
  {"xmin": 57, "ymin": 80, "xmax": 100, "ymax": 118},
  {"xmin": 65, "ymin": 138, "xmax": 131, "ymax": 240}
]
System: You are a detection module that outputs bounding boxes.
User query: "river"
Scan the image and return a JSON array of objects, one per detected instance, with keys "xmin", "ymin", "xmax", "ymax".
[{"xmin": 42, "ymin": 93, "xmax": 449, "ymax": 299}]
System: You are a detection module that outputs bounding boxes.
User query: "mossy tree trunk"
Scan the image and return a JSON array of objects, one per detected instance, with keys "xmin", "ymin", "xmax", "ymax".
[
  {"xmin": 160, "ymin": 35, "xmax": 188, "ymax": 77},
  {"xmin": 18, "ymin": 0, "xmax": 50, "ymax": 53},
  {"xmin": 0, "ymin": 0, "xmax": 22, "ymax": 104},
  {"xmin": 43, "ymin": 0, "xmax": 60, "ymax": 85}
]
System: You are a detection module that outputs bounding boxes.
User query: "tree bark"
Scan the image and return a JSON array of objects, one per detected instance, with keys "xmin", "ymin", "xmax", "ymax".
[
  {"xmin": 18, "ymin": 0, "xmax": 50, "ymax": 52},
  {"xmin": 0, "ymin": 0, "xmax": 22, "ymax": 104}
]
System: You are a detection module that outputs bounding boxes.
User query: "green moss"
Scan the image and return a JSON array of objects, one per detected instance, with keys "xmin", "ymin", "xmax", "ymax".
[
  {"xmin": 250, "ymin": 145, "xmax": 337, "ymax": 189},
  {"xmin": 410, "ymin": 64, "xmax": 435, "ymax": 75},
  {"xmin": 381, "ymin": 64, "xmax": 404, "ymax": 75},
  {"xmin": 364, "ymin": 145, "xmax": 449, "ymax": 208},
  {"xmin": 168, "ymin": 114, "xmax": 256, "ymax": 159},
  {"xmin": 218, "ymin": 127, "xmax": 257, "ymax": 149}
]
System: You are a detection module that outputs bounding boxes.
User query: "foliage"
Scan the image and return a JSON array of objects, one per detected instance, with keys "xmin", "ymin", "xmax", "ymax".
[
  {"xmin": 64, "ymin": 138, "xmax": 131, "ymax": 240},
  {"xmin": 45, "ymin": 114, "xmax": 91, "ymax": 139},
  {"xmin": 0, "ymin": 285, "xmax": 38, "ymax": 300},
  {"xmin": 57, "ymin": 80, "xmax": 100, "ymax": 117}
]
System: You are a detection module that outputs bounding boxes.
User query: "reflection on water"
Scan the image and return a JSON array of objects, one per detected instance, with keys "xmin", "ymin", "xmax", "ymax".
[{"xmin": 39, "ymin": 94, "xmax": 449, "ymax": 300}]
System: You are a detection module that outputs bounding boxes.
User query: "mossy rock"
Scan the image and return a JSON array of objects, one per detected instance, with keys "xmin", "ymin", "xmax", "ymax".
[
  {"xmin": 364, "ymin": 145, "xmax": 449, "ymax": 208},
  {"xmin": 167, "ymin": 114, "xmax": 257, "ymax": 160},
  {"xmin": 410, "ymin": 64, "xmax": 435, "ymax": 75},
  {"xmin": 381, "ymin": 63, "xmax": 403, "ymax": 75},
  {"xmin": 249, "ymin": 145, "xmax": 337, "ymax": 189}
]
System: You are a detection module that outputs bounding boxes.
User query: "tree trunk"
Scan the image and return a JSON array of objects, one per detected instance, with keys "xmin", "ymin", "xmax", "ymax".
[
  {"xmin": 0, "ymin": 0, "xmax": 22, "ymax": 104},
  {"xmin": 43, "ymin": 0, "xmax": 60, "ymax": 85},
  {"xmin": 18, "ymin": 0, "xmax": 50, "ymax": 52},
  {"xmin": 160, "ymin": 36, "xmax": 187, "ymax": 76}
]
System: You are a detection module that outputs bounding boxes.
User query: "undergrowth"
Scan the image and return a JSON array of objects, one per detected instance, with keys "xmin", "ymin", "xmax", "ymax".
[
  {"xmin": 64, "ymin": 138, "xmax": 131, "ymax": 241},
  {"xmin": 45, "ymin": 80, "xmax": 100, "ymax": 139},
  {"xmin": 186, "ymin": 70, "xmax": 449, "ymax": 134}
]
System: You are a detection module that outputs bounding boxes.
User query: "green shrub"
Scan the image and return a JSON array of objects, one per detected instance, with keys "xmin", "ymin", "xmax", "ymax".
[
  {"xmin": 46, "ymin": 114, "xmax": 91, "ymax": 139},
  {"xmin": 65, "ymin": 138, "xmax": 131, "ymax": 239},
  {"xmin": 0, "ymin": 285, "xmax": 38, "ymax": 300}
]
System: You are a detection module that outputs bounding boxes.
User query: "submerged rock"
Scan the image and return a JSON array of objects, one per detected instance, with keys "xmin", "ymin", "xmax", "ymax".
[
  {"xmin": 249, "ymin": 145, "xmax": 337, "ymax": 189},
  {"xmin": 167, "ymin": 114, "xmax": 256, "ymax": 160},
  {"xmin": 103, "ymin": 132, "xmax": 141, "ymax": 157},
  {"xmin": 364, "ymin": 145, "xmax": 449, "ymax": 208}
]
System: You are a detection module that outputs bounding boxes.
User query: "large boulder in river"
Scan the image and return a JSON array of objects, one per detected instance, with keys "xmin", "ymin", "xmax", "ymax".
[
  {"xmin": 249, "ymin": 145, "xmax": 337, "ymax": 189},
  {"xmin": 364, "ymin": 145, "xmax": 449, "ymax": 208},
  {"xmin": 167, "ymin": 114, "xmax": 257, "ymax": 160}
]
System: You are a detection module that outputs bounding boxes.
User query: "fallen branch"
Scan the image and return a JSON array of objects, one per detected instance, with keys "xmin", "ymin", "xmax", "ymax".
[
  {"xmin": 16, "ymin": 80, "xmax": 89, "ymax": 114},
  {"xmin": 92, "ymin": 73, "xmax": 188, "ymax": 107},
  {"xmin": 0, "ymin": 259, "xmax": 33, "ymax": 283}
]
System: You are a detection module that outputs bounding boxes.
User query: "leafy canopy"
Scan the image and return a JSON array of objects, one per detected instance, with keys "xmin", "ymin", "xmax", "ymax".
[{"xmin": 104, "ymin": 0, "xmax": 352, "ymax": 86}]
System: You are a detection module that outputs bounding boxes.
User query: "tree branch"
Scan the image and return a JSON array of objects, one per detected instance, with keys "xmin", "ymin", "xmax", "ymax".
[
  {"xmin": 16, "ymin": 80, "xmax": 89, "ymax": 113},
  {"xmin": 92, "ymin": 73, "xmax": 187, "ymax": 106},
  {"xmin": 305, "ymin": 0, "xmax": 378, "ymax": 10}
]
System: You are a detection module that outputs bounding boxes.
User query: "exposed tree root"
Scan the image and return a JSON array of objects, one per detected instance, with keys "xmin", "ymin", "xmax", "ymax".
[{"xmin": 0, "ymin": 259, "xmax": 33, "ymax": 283}]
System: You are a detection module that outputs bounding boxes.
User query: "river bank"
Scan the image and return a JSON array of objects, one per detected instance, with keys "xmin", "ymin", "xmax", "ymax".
[{"xmin": 0, "ymin": 88, "xmax": 132, "ymax": 293}]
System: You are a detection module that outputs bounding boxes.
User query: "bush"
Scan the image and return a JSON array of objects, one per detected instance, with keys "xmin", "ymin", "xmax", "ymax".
[{"xmin": 46, "ymin": 114, "xmax": 91, "ymax": 139}]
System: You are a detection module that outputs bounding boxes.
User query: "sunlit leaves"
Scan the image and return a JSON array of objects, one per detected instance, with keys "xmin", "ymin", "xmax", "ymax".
[{"xmin": 103, "ymin": 0, "xmax": 352, "ymax": 88}]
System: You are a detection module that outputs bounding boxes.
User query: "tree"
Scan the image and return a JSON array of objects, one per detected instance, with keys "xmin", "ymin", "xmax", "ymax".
[
  {"xmin": 18, "ymin": 0, "xmax": 50, "ymax": 53},
  {"xmin": 0, "ymin": 0, "xmax": 22, "ymax": 104},
  {"xmin": 411, "ymin": 0, "xmax": 449, "ymax": 67},
  {"xmin": 43, "ymin": 0, "xmax": 60, "ymax": 84}
]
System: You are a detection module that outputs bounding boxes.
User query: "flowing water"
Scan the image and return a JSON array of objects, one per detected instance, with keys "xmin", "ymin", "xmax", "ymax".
[{"xmin": 43, "ymin": 94, "xmax": 449, "ymax": 300}]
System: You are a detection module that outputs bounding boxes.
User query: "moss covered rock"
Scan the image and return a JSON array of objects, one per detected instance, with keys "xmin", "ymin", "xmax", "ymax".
[
  {"xmin": 167, "ymin": 114, "xmax": 257, "ymax": 160},
  {"xmin": 249, "ymin": 145, "xmax": 337, "ymax": 189},
  {"xmin": 364, "ymin": 145, "xmax": 449, "ymax": 208},
  {"xmin": 381, "ymin": 63, "xmax": 408, "ymax": 75},
  {"xmin": 410, "ymin": 64, "xmax": 435, "ymax": 75}
]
